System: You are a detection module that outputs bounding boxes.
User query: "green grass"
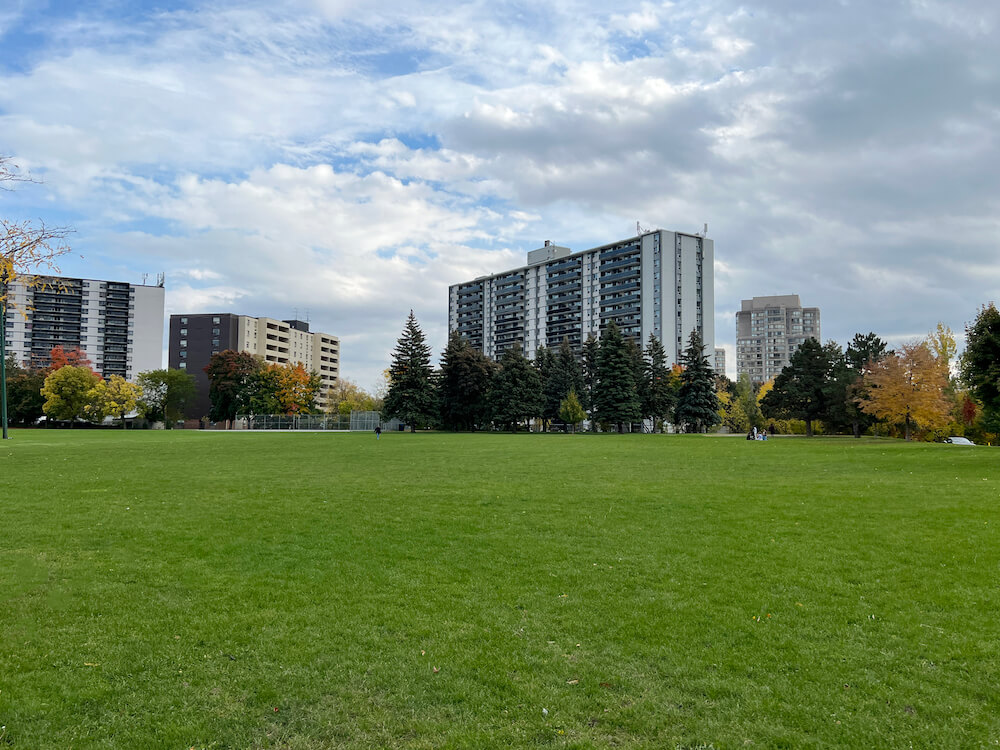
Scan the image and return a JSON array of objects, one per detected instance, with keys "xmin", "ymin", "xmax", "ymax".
[{"xmin": 2, "ymin": 430, "xmax": 999, "ymax": 749}]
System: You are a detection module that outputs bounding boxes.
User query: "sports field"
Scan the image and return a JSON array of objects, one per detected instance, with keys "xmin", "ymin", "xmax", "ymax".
[{"xmin": 2, "ymin": 430, "xmax": 998, "ymax": 748}]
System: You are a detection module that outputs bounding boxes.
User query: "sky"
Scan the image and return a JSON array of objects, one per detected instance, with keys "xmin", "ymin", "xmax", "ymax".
[{"xmin": 2, "ymin": 0, "xmax": 998, "ymax": 388}]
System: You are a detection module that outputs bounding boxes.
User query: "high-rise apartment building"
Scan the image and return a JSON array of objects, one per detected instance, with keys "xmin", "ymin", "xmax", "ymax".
[
  {"xmin": 736, "ymin": 295, "xmax": 820, "ymax": 383},
  {"xmin": 448, "ymin": 229, "xmax": 714, "ymax": 366},
  {"xmin": 1, "ymin": 275, "xmax": 164, "ymax": 379},
  {"xmin": 714, "ymin": 347, "xmax": 726, "ymax": 377},
  {"xmin": 167, "ymin": 314, "xmax": 340, "ymax": 418}
]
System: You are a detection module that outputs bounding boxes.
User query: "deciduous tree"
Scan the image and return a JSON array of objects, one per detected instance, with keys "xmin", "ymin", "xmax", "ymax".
[
  {"xmin": 89, "ymin": 374, "xmax": 142, "ymax": 427},
  {"xmin": 4, "ymin": 355, "xmax": 45, "ymax": 425},
  {"xmin": 329, "ymin": 377, "xmax": 381, "ymax": 417},
  {"xmin": 858, "ymin": 342, "xmax": 951, "ymax": 440},
  {"xmin": 41, "ymin": 365, "xmax": 101, "ymax": 426},
  {"xmin": 559, "ymin": 390, "xmax": 587, "ymax": 433},
  {"xmin": 205, "ymin": 350, "xmax": 260, "ymax": 426},
  {"xmin": 136, "ymin": 369, "xmax": 197, "ymax": 426}
]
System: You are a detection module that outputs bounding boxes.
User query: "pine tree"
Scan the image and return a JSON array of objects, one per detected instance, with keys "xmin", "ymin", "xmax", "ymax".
[
  {"xmin": 674, "ymin": 330, "xmax": 719, "ymax": 433},
  {"xmin": 593, "ymin": 321, "xmax": 641, "ymax": 432},
  {"xmin": 759, "ymin": 337, "xmax": 832, "ymax": 437},
  {"xmin": 488, "ymin": 345, "xmax": 543, "ymax": 431},
  {"xmin": 383, "ymin": 311, "xmax": 438, "ymax": 430}
]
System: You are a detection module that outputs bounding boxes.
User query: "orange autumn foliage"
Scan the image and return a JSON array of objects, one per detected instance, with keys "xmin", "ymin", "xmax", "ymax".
[{"xmin": 857, "ymin": 342, "xmax": 951, "ymax": 440}]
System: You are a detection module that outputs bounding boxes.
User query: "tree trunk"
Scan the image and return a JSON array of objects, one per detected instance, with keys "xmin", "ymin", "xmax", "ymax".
[
  {"xmin": 904, "ymin": 413, "xmax": 911, "ymax": 441},
  {"xmin": 852, "ymin": 420, "xmax": 860, "ymax": 438},
  {"xmin": 805, "ymin": 419, "xmax": 813, "ymax": 437}
]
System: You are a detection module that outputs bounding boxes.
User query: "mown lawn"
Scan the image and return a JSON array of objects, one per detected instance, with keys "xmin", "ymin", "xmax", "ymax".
[{"xmin": 1, "ymin": 430, "xmax": 998, "ymax": 748}]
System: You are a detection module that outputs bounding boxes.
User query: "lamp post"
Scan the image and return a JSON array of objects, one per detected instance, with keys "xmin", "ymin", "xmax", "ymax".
[{"xmin": 1, "ymin": 269, "xmax": 9, "ymax": 440}]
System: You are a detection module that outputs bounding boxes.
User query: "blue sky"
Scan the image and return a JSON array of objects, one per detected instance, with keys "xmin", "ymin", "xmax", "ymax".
[{"xmin": 3, "ymin": 0, "xmax": 999, "ymax": 388}]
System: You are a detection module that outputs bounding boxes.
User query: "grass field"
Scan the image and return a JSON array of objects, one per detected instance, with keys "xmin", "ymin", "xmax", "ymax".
[{"xmin": 1, "ymin": 430, "xmax": 999, "ymax": 749}]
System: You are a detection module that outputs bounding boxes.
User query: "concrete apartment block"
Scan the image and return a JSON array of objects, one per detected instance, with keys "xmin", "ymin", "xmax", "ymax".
[{"xmin": 736, "ymin": 294, "xmax": 820, "ymax": 383}]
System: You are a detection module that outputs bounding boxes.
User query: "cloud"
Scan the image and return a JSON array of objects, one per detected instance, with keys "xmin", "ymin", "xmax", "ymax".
[{"xmin": 3, "ymin": 0, "xmax": 1000, "ymax": 388}]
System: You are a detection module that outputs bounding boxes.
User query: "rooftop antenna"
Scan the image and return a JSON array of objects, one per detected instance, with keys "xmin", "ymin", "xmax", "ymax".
[
  {"xmin": 636, "ymin": 220, "xmax": 649, "ymax": 235},
  {"xmin": 305, "ymin": 308, "xmax": 311, "ymax": 324},
  {"xmin": 293, "ymin": 307, "xmax": 299, "ymax": 321},
  {"xmin": 156, "ymin": 272, "xmax": 165, "ymax": 288},
  {"xmin": 141, "ymin": 273, "xmax": 148, "ymax": 285}
]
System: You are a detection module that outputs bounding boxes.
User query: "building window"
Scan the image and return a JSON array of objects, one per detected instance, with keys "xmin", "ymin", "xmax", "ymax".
[
  {"xmin": 180, "ymin": 317, "xmax": 187, "ymax": 324},
  {"xmin": 179, "ymin": 351, "xmax": 187, "ymax": 359},
  {"xmin": 211, "ymin": 339, "xmax": 219, "ymax": 347},
  {"xmin": 178, "ymin": 362, "xmax": 186, "ymax": 369},
  {"xmin": 212, "ymin": 316, "xmax": 220, "ymax": 324},
  {"xmin": 180, "ymin": 340, "xmax": 187, "ymax": 347},
  {"xmin": 212, "ymin": 328, "xmax": 219, "ymax": 335},
  {"xmin": 180, "ymin": 328, "xmax": 187, "ymax": 336}
]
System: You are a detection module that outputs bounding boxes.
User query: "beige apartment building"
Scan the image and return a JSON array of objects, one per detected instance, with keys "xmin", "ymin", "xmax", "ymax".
[
  {"xmin": 736, "ymin": 295, "xmax": 820, "ymax": 383},
  {"xmin": 168, "ymin": 313, "xmax": 340, "ymax": 418}
]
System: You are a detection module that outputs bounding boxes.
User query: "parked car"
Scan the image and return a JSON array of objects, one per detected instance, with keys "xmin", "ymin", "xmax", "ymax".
[{"xmin": 942, "ymin": 436, "xmax": 976, "ymax": 445}]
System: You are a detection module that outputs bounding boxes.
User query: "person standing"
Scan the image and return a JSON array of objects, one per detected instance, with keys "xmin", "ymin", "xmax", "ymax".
[{"xmin": 375, "ymin": 425, "xmax": 381, "ymax": 440}]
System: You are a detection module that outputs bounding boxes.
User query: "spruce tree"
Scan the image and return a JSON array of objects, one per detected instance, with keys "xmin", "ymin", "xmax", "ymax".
[
  {"xmin": 489, "ymin": 345, "xmax": 543, "ymax": 431},
  {"xmin": 961, "ymin": 303, "xmax": 1000, "ymax": 433},
  {"xmin": 439, "ymin": 332, "xmax": 495, "ymax": 430},
  {"xmin": 581, "ymin": 334, "xmax": 600, "ymax": 415},
  {"xmin": 545, "ymin": 337, "xmax": 584, "ymax": 425},
  {"xmin": 383, "ymin": 310, "xmax": 438, "ymax": 430},
  {"xmin": 674, "ymin": 330, "xmax": 720, "ymax": 433},
  {"xmin": 534, "ymin": 345, "xmax": 556, "ymax": 425},
  {"xmin": 593, "ymin": 321, "xmax": 641, "ymax": 432},
  {"xmin": 642, "ymin": 334, "xmax": 676, "ymax": 430}
]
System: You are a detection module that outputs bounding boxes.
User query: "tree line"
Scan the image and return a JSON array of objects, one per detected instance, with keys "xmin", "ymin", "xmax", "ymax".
[
  {"xmin": 720, "ymin": 304, "xmax": 1000, "ymax": 442},
  {"xmin": 382, "ymin": 311, "xmax": 720, "ymax": 432},
  {"xmin": 4, "ymin": 346, "xmax": 197, "ymax": 427}
]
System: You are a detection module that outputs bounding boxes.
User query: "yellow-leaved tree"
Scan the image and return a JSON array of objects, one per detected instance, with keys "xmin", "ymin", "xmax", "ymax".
[
  {"xmin": 857, "ymin": 341, "xmax": 951, "ymax": 440},
  {"xmin": 89, "ymin": 375, "xmax": 143, "ymax": 427}
]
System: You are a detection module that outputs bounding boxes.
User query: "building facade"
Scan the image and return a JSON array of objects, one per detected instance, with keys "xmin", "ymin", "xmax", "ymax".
[
  {"xmin": 736, "ymin": 295, "xmax": 820, "ymax": 383},
  {"xmin": 714, "ymin": 347, "xmax": 726, "ymax": 377},
  {"xmin": 2, "ymin": 275, "xmax": 164, "ymax": 379},
  {"xmin": 448, "ymin": 229, "xmax": 714, "ymax": 367},
  {"xmin": 167, "ymin": 314, "xmax": 340, "ymax": 418}
]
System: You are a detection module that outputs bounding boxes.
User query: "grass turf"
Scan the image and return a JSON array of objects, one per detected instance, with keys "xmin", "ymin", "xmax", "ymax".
[{"xmin": 1, "ymin": 430, "xmax": 999, "ymax": 748}]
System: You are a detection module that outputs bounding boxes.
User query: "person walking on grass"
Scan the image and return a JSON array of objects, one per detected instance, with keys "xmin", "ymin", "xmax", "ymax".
[{"xmin": 375, "ymin": 425, "xmax": 381, "ymax": 440}]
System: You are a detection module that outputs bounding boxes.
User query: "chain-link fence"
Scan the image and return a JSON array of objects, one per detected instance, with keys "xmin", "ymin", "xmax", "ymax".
[{"xmin": 233, "ymin": 411, "xmax": 402, "ymax": 431}]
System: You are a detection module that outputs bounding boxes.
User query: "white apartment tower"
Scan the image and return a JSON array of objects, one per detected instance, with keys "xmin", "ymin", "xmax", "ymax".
[
  {"xmin": 736, "ymin": 295, "xmax": 820, "ymax": 383},
  {"xmin": 2, "ymin": 275, "xmax": 165, "ymax": 379},
  {"xmin": 448, "ymin": 229, "xmax": 714, "ymax": 367}
]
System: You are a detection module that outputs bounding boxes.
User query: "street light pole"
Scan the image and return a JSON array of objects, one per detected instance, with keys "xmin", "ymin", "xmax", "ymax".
[{"xmin": 1, "ymin": 271, "xmax": 8, "ymax": 440}]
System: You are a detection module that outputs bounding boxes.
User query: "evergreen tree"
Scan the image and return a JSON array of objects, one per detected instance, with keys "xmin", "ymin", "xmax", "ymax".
[
  {"xmin": 383, "ymin": 311, "xmax": 438, "ymax": 431},
  {"xmin": 534, "ymin": 345, "xmax": 556, "ymax": 426},
  {"xmin": 847, "ymin": 332, "xmax": 890, "ymax": 372},
  {"xmin": 759, "ymin": 337, "xmax": 832, "ymax": 437},
  {"xmin": 439, "ymin": 332, "xmax": 495, "ymax": 430},
  {"xmin": 488, "ymin": 345, "xmax": 543, "ymax": 431},
  {"xmin": 674, "ymin": 330, "xmax": 720, "ymax": 433},
  {"xmin": 581, "ymin": 334, "xmax": 600, "ymax": 415},
  {"xmin": 641, "ymin": 335, "xmax": 675, "ymax": 430},
  {"xmin": 960, "ymin": 303, "xmax": 1000, "ymax": 433},
  {"xmin": 593, "ymin": 321, "xmax": 641, "ymax": 432},
  {"xmin": 545, "ymin": 337, "xmax": 583, "ymax": 425}
]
